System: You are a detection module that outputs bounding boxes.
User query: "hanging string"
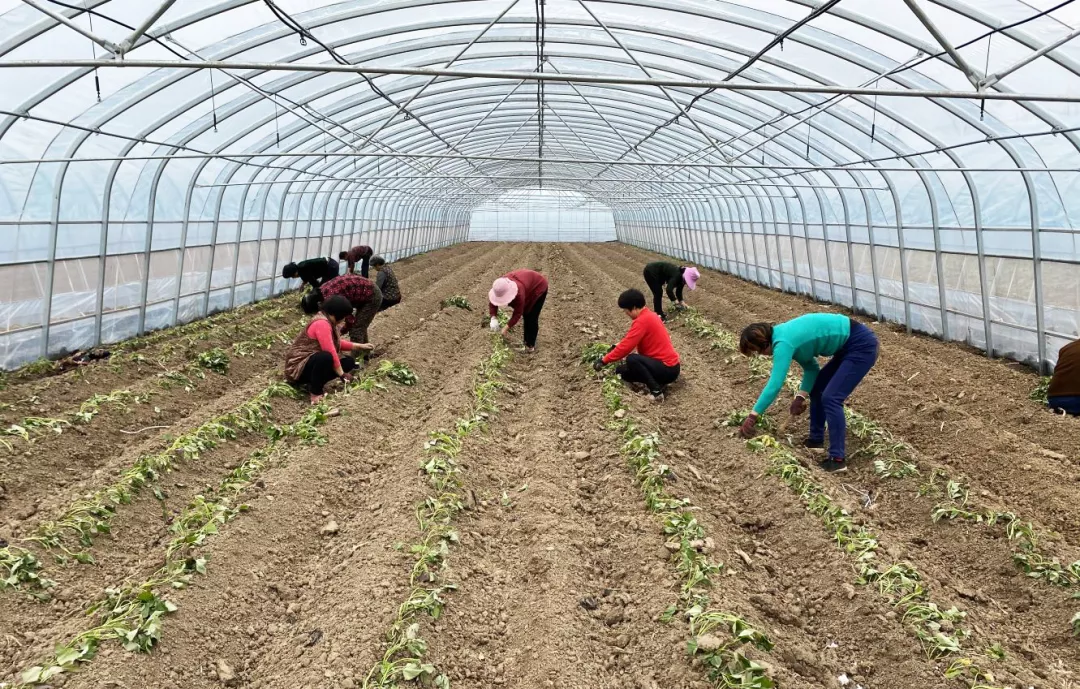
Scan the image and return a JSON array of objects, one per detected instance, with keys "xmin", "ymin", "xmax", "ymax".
[
  {"xmin": 980, "ymin": 34, "xmax": 993, "ymax": 121},
  {"xmin": 209, "ymin": 69, "xmax": 219, "ymax": 132},
  {"xmin": 85, "ymin": 2, "xmax": 101, "ymax": 102},
  {"xmin": 273, "ymin": 100, "xmax": 281, "ymax": 147},
  {"xmin": 806, "ymin": 122, "xmax": 812, "ymax": 159},
  {"xmin": 870, "ymin": 76, "xmax": 880, "ymax": 145}
]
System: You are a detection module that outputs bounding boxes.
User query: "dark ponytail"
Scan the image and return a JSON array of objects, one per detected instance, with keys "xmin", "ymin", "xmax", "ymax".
[{"xmin": 739, "ymin": 323, "xmax": 774, "ymax": 356}]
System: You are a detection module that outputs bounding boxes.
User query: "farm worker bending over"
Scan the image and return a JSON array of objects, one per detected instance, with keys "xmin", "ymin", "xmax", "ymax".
[
  {"xmin": 1047, "ymin": 338, "xmax": 1080, "ymax": 415},
  {"xmin": 488, "ymin": 269, "xmax": 549, "ymax": 353},
  {"xmin": 737, "ymin": 314, "xmax": 879, "ymax": 473},
  {"xmin": 340, "ymin": 244, "xmax": 374, "ymax": 277},
  {"xmin": 301, "ymin": 274, "xmax": 383, "ymax": 347},
  {"xmin": 282, "ymin": 257, "xmax": 340, "ymax": 290},
  {"xmin": 372, "ymin": 256, "xmax": 401, "ymax": 312},
  {"xmin": 595, "ymin": 289, "xmax": 681, "ymax": 403},
  {"xmin": 285, "ymin": 295, "xmax": 373, "ymax": 405},
  {"xmin": 643, "ymin": 261, "xmax": 700, "ymax": 321}
]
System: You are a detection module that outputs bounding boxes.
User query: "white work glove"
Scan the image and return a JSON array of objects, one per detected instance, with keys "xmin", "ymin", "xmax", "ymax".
[{"xmin": 489, "ymin": 316, "xmax": 499, "ymax": 332}]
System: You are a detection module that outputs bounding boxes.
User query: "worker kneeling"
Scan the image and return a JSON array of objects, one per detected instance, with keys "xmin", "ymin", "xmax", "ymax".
[
  {"xmin": 285, "ymin": 295, "xmax": 373, "ymax": 405},
  {"xmin": 737, "ymin": 314, "xmax": 879, "ymax": 473},
  {"xmin": 595, "ymin": 289, "xmax": 681, "ymax": 403}
]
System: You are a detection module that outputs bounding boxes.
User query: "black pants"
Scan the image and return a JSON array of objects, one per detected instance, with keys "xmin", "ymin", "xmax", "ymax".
[
  {"xmin": 522, "ymin": 290, "xmax": 548, "ymax": 348},
  {"xmin": 616, "ymin": 354, "xmax": 680, "ymax": 395},
  {"xmin": 643, "ymin": 272, "xmax": 666, "ymax": 320},
  {"xmin": 297, "ymin": 351, "xmax": 356, "ymax": 395},
  {"xmin": 378, "ymin": 297, "xmax": 401, "ymax": 312}
]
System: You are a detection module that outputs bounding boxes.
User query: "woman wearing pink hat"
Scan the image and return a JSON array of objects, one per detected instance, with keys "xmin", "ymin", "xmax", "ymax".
[
  {"xmin": 643, "ymin": 261, "xmax": 700, "ymax": 321},
  {"xmin": 488, "ymin": 269, "xmax": 549, "ymax": 352}
]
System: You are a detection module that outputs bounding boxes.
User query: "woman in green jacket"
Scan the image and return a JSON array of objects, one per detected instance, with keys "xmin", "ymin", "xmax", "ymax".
[{"xmin": 737, "ymin": 313, "xmax": 879, "ymax": 473}]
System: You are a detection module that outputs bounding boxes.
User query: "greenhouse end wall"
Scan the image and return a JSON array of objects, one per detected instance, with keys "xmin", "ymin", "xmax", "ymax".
[
  {"xmin": 615, "ymin": 214, "xmax": 1079, "ymax": 374},
  {"xmin": 0, "ymin": 215, "xmax": 469, "ymax": 371}
]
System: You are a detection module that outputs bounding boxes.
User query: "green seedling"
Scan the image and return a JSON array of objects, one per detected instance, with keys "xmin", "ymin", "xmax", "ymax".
[
  {"xmin": 440, "ymin": 295, "xmax": 472, "ymax": 310},
  {"xmin": 195, "ymin": 348, "xmax": 230, "ymax": 374},
  {"xmin": 1030, "ymin": 376, "xmax": 1051, "ymax": 404},
  {"xmin": 0, "ymin": 547, "xmax": 56, "ymax": 599},
  {"xmin": 580, "ymin": 341, "xmax": 614, "ymax": 366},
  {"xmin": 687, "ymin": 610, "xmax": 776, "ymax": 689}
]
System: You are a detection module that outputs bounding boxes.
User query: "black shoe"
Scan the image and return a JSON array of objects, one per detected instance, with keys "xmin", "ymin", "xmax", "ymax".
[
  {"xmin": 818, "ymin": 458, "xmax": 847, "ymax": 473},
  {"xmin": 803, "ymin": 438, "xmax": 825, "ymax": 450},
  {"xmin": 659, "ymin": 312, "xmax": 668, "ymax": 322},
  {"xmin": 649, "ymin": 391, "xmax": 665, "ymax": 404}
]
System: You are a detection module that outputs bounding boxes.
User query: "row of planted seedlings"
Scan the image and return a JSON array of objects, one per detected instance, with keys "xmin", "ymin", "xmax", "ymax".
[
  {"xmin": 359, "ymin": 324, "xmax": 511, "ymax": 689},
  {"xmin": 4, "ymin": 359, "xmax": 420, "ymax": 688},
  {"xmin": 675, "ymin": 308, "xmax": 1019, "ymax": 684},
  {"xmin": 578, "ymin": 341, "xmax": 777, "ymax": 689},
  {"xmin": 0, "ymin": 292, "xmax": 297, "ymax": 390},
  {"xmin": 0, "ymin": 322, "xmax": 302, "ymax": 451},
  {"xmin": 679, "ymin": 307, "xmax": 1080, "ymax": 640},
  {"xmin": 0, "ymin": 358, "xmax": 415, "ymax": 600}
]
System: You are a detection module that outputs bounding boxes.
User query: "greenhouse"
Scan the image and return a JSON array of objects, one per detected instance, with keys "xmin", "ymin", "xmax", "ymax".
[{"xmin": 4, "ymin": 3, "xmax": 1080, "ymax": 689}]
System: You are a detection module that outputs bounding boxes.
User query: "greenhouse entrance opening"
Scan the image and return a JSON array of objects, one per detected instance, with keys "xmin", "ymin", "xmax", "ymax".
[{"xmin": 467, "ymin": 190, "xmax": 616, "ymax": 242}]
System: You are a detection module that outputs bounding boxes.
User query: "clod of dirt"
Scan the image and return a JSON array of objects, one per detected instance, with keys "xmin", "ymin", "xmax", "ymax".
[
  {"xmin": 603, "ymin": 608, "xmax": 625, "ymax": 626},
  {"xmin": 694, "ymin": 634, "xmax": 723, "ymax": 652},
  {"xmin": 572, "ymin": 450, "xmax": 591, "ymax": 460},
  {"xmin": 733, "ymin": 548, "xmax": 753, "ymax": 566},
  {"xmin": 613, "ymin": 409, "xmax": 627, "ymax": 419},
  {"xmin": 558, "ymin": 430, "xmax": 568, "ymax": 439},
  {"xmin": 320, "ymin": 520, "xmax": 340, "ymax": 536},
  {"xmin": 214, "ymin": 659, "xmax": 237, "ymax": 686}
]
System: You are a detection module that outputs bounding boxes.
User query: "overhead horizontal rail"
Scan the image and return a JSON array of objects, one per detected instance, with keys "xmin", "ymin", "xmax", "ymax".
[
  {"xmin": 3, "ymin": 58, "xmax": 1080, "ymax": 102},
  {"xmin": 2, "ymin": 150, "xmax": 1074, "ymax": 173}
]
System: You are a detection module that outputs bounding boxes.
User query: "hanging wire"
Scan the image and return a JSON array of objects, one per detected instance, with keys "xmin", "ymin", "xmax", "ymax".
[
  {"xmin": 84, "ymin": 1, "xmax": 101, "ymax": 102},
  {"xmin": 981, "ymin": 34, "xmax": 993, "ymax": 121},
  {"xmin": 870, "ymin": 76, "xmax": 880, "ymax": 144},
  {"xmin": 273, "ymin": 100, "xmax": 281, "ymax": 147},
  {"xmin": 208, "ymin": 69, "xmax": 219, "ymax": 132}
]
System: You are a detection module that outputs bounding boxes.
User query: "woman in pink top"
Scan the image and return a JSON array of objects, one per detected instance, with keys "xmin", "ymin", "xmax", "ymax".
[{"xmin": 284, "ymin": 295, "xmax": 373, "ymax": 404}]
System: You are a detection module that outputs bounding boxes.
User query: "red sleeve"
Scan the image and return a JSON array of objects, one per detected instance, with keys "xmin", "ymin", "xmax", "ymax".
[
  {"xmin": 506, "ymin": 298, "xmax": 524, "ymax": 329},
  {"xmin": 603, "ymin": 317, "xmax": 646, "ymax": 364},
  {"xmin": 308, "ymin": 319, "xmax": 341, "ymax": 370},
  {"xmin": 489, "ymin": 302, "xmax": 498, "ymax": 318}
]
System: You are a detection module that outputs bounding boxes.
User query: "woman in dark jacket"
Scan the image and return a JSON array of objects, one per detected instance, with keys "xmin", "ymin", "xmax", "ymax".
[
  {"xmin": 283, "ymin": 257, "xmax": 340, "ymax": 290},
  {"xmin": 643, "ymin": 261, "xmax": 700, "ymax": 321},
  {"xmin": 371, "ymin": 256, "xmax": 401, "ymax": 311}
]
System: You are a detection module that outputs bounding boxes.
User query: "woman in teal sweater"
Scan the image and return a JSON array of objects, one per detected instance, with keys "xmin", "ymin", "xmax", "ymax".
[{"xmin": 737, "ymin": 313, "xmax": 879, "ymax": 472}]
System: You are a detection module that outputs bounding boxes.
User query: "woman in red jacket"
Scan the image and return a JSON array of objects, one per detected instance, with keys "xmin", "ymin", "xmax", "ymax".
[
  {"xmin": 595, "ymin": 289, "xmax": 681, "ymax": 402},
  {"xmin": 488, "ymin": 269, "xmax": 549, "ymax": 352},
  {"xmin": 284, "ymin": 295, "xmax": 373, "ymax": 405}
]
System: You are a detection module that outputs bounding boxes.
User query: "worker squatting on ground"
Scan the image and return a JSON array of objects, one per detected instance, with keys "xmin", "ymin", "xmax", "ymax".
[
  {"xmin": 1048, "ymin": 338, "xmax": 1080, "ymax": 415},
  {"xmin": 301, "ymin": 274, "xmax": 383, "ymax": 347},
  {"xmin": 488, "ymin": 269, "xmax": 549, "ymax": 353},
  {"xmin": 371, "ymin": 256, "xmax": 401, "ymax": 312},
  {"xmin": 642, "ymin": 261, "xmax": 700, "ymax": 321},
  {"xmin": 595, "ymin": 289, "xmax": 681, "ymax": 403},
  {"xmin": 737, "ymin": 314, "xmax": 880, "ymax": 473},
  {"xmin": 282, "ymin": 256, "xmax": 341, "ymax": 290},
  {"xmin": 340, "ymin": 245, "xmax": 374, "ymax": 278},
  {"xmin": 285, "ymin": 295, "xmax": 373, "ymax": 405}
]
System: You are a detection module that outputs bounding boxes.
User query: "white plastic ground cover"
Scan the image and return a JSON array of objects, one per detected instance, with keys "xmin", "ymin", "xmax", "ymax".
[{"xmin": 0, "ymin": 0, "xmax": 1078, "ymax": 370}]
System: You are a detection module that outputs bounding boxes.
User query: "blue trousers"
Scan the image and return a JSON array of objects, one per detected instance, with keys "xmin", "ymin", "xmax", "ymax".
[
  {"xmin": 808, "ymin": 321, "xmax": 879, "ymax": 459},
  {"xmin": 1048, "ymin": 395, "xmax": 1080, "ymax": 416}
]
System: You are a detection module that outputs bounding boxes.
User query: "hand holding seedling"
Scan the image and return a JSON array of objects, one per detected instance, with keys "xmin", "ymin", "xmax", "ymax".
[
  {"xmin": 489, "ymin": 317, "xmax": 499, "ymax": 332},
  {"xmin": 790, "ymin": 393, "xmax": 807, "ymax": 416}
]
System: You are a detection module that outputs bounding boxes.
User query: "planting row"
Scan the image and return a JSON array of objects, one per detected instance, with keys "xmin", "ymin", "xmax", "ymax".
[{"xmin": 4, "ymin": 360, "xmax": 419, "ymax": 688}]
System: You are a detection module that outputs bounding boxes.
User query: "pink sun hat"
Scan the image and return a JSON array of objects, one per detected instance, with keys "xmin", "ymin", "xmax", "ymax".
[
  {"xmin": 683, "ymin": 266, "xmax": 701, "ymax": 290},
  {"xmin": 489, "ymin": 277, "xmax": 519, "ymax": 306}
]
